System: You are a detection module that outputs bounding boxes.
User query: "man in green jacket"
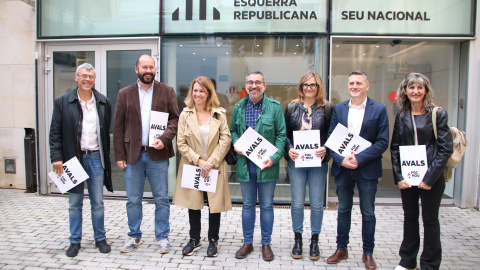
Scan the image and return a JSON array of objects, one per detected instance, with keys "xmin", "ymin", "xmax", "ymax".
[{"xmin": 231, "ymin": 71, "xmax": 287, "ymax": 261}]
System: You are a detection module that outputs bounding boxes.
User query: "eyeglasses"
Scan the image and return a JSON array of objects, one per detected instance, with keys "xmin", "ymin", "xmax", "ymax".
[
  {"xmin": 77, "ymin": 74, "xmax": 96, "ymax": 80},
  {"xmin": 246, "ymin": 80, "xmax": 264, "ymax": 86},
  {"xmin": 301, "ymin": 83, "xmax": 319, "ymax": 89}
]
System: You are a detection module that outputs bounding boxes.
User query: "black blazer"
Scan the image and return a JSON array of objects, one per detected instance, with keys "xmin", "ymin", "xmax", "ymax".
[
  {"xmin": 390, "ymin": 108, "xmax": 453, "ymax": 186},
  {"xmin": 49, "ymin": 88, "xmax": 113, "ymax": 193},
  {"xmin": 284, "ymin": 102, "xmax": 333, "ymax": 164}
]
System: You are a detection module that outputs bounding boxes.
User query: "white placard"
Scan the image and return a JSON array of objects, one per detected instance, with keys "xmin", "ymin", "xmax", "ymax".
[
  {"xmin": 233, "ymin": 127, "xmax": 279, "ymax": 169},
  {"xmin": 325, "ymin": 123, "xmax": 372, "ymax": 156},
  {"xmin": 181, "ymin": 164, "xmax": 218, "ymax": 193},
  {"xmin": 331, "ymin": 0, "xmax": 472, "ymax": 35},
  {"xmin": 48, "ymin": 157, "xmax": 89, "ymax": 194},
  {"xmin": 399, "ymin": 145, "xmax": 428, "ymax": 186},
  {"xmin": 293, "ymin": 130, "xmax": 322, "ymax": 168},
  {"xmin": 149, "ymin": 111, "xmax": 169, "ymax": 147}
]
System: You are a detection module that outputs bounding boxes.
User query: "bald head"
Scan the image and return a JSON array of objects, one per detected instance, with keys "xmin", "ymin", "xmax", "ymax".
[
  {"xmin": 136, "ymin": 54, "xmax": 155, "ymax": 68},
  {"xmin": 135, "ymin": 54, "xmax": 156, "ymax": 85}
]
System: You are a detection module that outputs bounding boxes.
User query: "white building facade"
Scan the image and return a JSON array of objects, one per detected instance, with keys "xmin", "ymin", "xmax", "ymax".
[{"xmin": 1, "ymin": 0, "xmax": 479, "ymax": 208}]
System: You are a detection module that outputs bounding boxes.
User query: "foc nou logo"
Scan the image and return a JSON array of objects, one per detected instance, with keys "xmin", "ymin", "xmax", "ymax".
[
  {"xmin": 204, "ymin": 175, "xmax": 211, "ymax": 186},
  {"xmin": 172, "ymin": 0, "xmax": 220, "ymax": 21},
  {"xmin": 409, "ymin": 171, "xmax": 420, "ymax": 178}
]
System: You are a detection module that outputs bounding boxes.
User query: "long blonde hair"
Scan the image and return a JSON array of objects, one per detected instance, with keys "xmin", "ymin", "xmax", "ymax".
[
  {"xmin": 291, "ymin": 70, "xmax": 327, "ymax": 108},
  {"xmin": 396, "ymin": 72, "xmax": 436, "ymax": 116},
  {"xmin": 184, "ymin": 76, "xmax": 220, "ymax": 110}
]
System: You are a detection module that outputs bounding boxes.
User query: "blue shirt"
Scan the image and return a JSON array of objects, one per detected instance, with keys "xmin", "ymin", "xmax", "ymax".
[
  {"xmin": 138, "ymin": 81, "xmax": 154, "ymax": 146},
  {"xmin": 245, "ymin": 97, "xmax": 263, "ymax": 130}
]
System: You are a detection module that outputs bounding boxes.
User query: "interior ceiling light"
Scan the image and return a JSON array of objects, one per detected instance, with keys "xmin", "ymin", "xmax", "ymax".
[{"xmin": 387, "ymin": 42, "xmax": 429, "ymax": 58}]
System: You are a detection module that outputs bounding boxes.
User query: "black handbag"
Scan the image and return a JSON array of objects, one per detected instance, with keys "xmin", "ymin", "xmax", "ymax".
[
  {"xmin": 214, "ymin": 113, "xmax": 237, "ymax": 165},
  {"xmin": 225, "ymin": 143, "xmax": 237, "ymax": 165}
]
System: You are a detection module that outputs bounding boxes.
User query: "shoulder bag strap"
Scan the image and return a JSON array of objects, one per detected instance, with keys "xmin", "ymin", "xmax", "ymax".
[
  {"xmin": 432, "ymin": 106, "xmax": 440, "ymax": 140},
  {"xmin": 411, "ymin": 112, "xmax": 419, "ymax": 145}
]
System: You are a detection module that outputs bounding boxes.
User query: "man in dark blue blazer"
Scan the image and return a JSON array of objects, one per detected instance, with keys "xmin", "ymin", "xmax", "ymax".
[{"xmin": 326, "ymin": 71, "xmax": 389, "ymax": 270}]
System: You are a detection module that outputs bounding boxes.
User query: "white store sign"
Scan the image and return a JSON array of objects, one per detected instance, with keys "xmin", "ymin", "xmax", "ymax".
[
  {"xmin": 331, "ymin": 0, "xmax": 473, "ymax": 35},
  {"xmin": 163, "ymin": 0, "xmax": 328, "ymax": 34}
]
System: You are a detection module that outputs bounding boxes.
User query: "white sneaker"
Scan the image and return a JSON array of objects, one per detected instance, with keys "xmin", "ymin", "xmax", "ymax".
[
  {"xmin": 158, "ymin": 239, "xmax": 171, "ymax": 254},
  {"xmin": 394, "ymin": 265, "xmax": 415, "ymax": 270},
  {"xmin": 120, "ymin": 237, "xmax": 141, "ymax": 253}
]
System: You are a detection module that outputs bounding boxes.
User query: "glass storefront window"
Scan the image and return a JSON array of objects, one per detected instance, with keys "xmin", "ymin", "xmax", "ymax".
[
  {"xmin": 161, "ymin": 35, "xmax": 328, "ymax": 203},
  {"xmin": 39, "ymin": 0, "xmax": 160, "ymax": 38},
  {"xmin": 330, "ymin": 38, "xmax": 460, "ymax": 200}
]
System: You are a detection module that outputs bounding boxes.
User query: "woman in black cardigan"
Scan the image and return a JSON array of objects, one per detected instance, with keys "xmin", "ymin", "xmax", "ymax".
[{"xmin": 390, "ymin": 73, "xmax": 453, "ymax": 270}]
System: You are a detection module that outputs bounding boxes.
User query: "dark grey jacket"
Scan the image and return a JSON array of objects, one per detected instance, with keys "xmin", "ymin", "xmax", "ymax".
[
  {"xmin": 390, "ymin": 108, "xmax": 453, "ymax": 186},
  {"xmin": 284, "ymin": 101, "xmax": 333, "ymax": 164},
  {"xmin": 49, "ymin": 88, "xmax": 113, "ymax": 193}
]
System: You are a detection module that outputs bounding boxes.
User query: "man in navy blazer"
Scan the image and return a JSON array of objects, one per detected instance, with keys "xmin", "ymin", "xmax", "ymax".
[{"xmin": 326, "ymin": 71, "xmax": 389, "ymax": 270}]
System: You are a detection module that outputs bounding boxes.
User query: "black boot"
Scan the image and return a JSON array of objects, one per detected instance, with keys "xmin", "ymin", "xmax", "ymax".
[
  {"xmin": 309, "ymin": 234, "xmax": 320, "ymax": 261},
  {"xmin": 291, "ymin": 232, "xmax": 302, "ymax": 259}
]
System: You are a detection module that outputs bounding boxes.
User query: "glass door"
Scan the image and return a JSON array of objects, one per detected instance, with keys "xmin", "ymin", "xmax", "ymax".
[
  {"xmin": 44, "ymin": 42, "xmax": 159, "ymax": 195},
  {"xmin": 329, "ymin": 37, "xmax": 460, "ymax": 204},
  {"xmin": 99, "ymin": 44, "xmax": 160, "ymax": 197}
]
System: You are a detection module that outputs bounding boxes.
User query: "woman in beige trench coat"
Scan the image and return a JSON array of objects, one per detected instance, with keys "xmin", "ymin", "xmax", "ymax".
[{"xmin": 172, "ymin": 76, "xmax": 232, "ymax": 257}]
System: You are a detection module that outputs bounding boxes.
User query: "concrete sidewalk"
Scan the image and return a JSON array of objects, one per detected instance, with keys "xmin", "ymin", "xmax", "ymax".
[{"xmin": 0, "ymin": 188, "xmax": 479, "ymax": 270}]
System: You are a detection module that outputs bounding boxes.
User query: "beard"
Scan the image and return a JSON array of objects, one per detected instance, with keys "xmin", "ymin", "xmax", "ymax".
[{"xmin": 138, "ymin": 72, "xmax": 155, "ymax": 84}]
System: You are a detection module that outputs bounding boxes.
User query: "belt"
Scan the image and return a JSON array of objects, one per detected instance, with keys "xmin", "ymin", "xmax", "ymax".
[
  {"xmin": 141, "ymin": 146, "xmax": 149, "ymax": 152},
  {"xmin": 81, "ymin": 150, "xmax": 99, "ymax": 155}
]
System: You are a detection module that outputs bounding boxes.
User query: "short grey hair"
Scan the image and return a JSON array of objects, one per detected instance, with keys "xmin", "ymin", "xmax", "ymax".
[
  {"xmin": 75, "ymin": 63, "xmax": 95, "ymax": 76},
  {"xmin": 348, "ymin": 70, "xmax": 369, "ymax": 84},
  {"xmin": 245, "ymin": 71, "xmax": 265, "ymax": 82}
]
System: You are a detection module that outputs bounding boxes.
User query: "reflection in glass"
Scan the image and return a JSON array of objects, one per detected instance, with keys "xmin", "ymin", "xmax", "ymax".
[
  {"xmin": 106, "ymin": 50, "xmax": 151, "ymax": 193},
  {"xmin": 162, "ymin": 36, "xmax": 328, "ymax": 203},
  {"xmin": 330, "ymin": 39, "xmax": 460, "ymax": 200},
  {"xmin": 106, "ymin": 50, "xmax": 151, "ymax": 132}
]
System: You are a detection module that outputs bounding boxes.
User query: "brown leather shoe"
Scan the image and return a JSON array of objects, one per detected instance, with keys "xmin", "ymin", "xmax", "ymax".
[
  {"xmin": 235, "ymin": 244, "xmax": 254, "ymax": 259},
  {"xmin": 326, "ymin": 249, "xmax": 348, "ymax": 264},
  {"xmin": 362, "ymin": 254, "xmax": 377, "ymax": 270},
  {"xmin": 262, "ymin": 245, "xmax": 274, "ymax": 261}
]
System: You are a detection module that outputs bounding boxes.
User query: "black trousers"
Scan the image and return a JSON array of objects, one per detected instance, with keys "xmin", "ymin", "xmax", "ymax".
[
  {"xmin": 188, "ymin": 192, "xmax": 221, "ymax": 241},
  {"xmin": 399, "ymin": 179, "xmax": 445, "ymax": 270}
]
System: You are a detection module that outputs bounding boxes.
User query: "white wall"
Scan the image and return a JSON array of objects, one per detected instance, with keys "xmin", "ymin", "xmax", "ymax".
[
  {"xmin": 0, "ymin": 0, "xmax": 36, "ymax": 189},
  {"xmin": 463, "ymin": 3, "xmax": 480, "ymax": 209}
]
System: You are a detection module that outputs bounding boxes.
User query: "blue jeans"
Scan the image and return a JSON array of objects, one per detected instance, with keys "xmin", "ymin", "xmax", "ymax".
[
  {"xmin": 287, "ymin": 160, "xmax": 328, "ymax": 234},
  {"xmin": 335, "ymin": 169, "xmax": 377, "ymax": 255},
  {"xmin": 69, "ymin": 151, "xmax": 106, "ymax": 244},
  {"xmin": 239, "ymin": 159, "xmax": 277, "ymax": 245},
  {"xmin": 123, "ymin": 152, "xmax": 170, "ymax": 241}
]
